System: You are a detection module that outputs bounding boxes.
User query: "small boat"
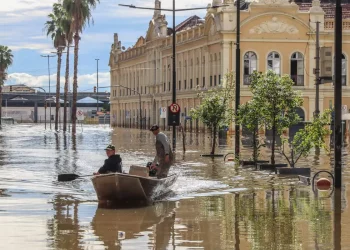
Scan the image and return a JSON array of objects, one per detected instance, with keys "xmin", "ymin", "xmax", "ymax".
[{"xmin": 91, "ymin": 165, "xmax": 178, "ymax": 203}]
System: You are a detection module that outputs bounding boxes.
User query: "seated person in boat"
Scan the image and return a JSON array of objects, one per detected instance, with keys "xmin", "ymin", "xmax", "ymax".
[
  {"xmin": 93, "ymin": 144, "xmax": 122, "ymax": 175},
  {"xmin": 149, "ymin": 125, "xmax": 174, "ymax": 179}
]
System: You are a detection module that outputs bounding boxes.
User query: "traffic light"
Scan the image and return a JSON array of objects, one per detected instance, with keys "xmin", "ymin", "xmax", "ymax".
[
  {"xmin": 94, "ymin": 86, "xmax": 96, "ymax": 93},
  {"xmin": 10, "ymin": 86, "xmax": 12, "ymax": 92}
]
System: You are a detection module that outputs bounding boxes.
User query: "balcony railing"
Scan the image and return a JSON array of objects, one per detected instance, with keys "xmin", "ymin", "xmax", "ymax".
[{"xmin": 324, "ymin": 20, "xmax": 350, "ymax": 30}]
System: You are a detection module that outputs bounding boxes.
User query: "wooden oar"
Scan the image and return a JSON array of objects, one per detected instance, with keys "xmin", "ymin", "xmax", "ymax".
[{"xmin": 58, "ymin": 174, "xmax": 94, "ymax": 182}]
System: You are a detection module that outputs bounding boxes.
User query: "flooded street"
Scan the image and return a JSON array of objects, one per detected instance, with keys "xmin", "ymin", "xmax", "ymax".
[{"xmin": 0, "ymin": 124, "xmax": 349, "ymax": 249}]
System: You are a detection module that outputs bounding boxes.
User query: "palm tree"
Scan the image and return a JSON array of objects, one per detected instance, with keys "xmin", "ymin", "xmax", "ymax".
[
  {"xmin": 62, "ymin": 21, "xmax": 73, "ymax": 133},
  {"xmin": 63, "ymin": 0, "xmax": 100, "ymax": 134},
  {"xmin": 0, "ymin": 45, "xmax": 14, "ymax": 126},
  {"xmin": 45, "ymin": 3, "xmax": 67, "ymax": 131},
  {"xmin": 59, "ymin": 7, "xmax": 73, "ymax": 132}
]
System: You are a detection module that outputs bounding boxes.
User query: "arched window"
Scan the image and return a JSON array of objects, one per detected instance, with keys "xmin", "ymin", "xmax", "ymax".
[
  {"xmin": 210, "ymin": 54, "xmax": 213, "ymax": 86},
  {"xmin": 168, "ymin": 62, "xmax": 171, "ymax": 91},
  {"xmin": 178, "ymin": 61, "xmax": 182, "ymax": 90},
  {"xmin": 202, "ymin": 56, "xmax": 206, "ymax": 87},
  {"xmin": 214, "ymin": 54, "xmax": 217, "ymax": 86},
  {"xmin": 244, "ymin": 51, "xmax": 257, "ymax": 85},
  {"xmin": 184, "ymin": 60, "xmax": 187, "ymax": 89},
  {"xmin": 267, "ymin": 51, "xmax": 281, "ymax": 75},
  {"xmin": 290, "ymin": 52, "xmax": 304, "ymax": 86},
  {"xmin": 218, "ymin": 53, "xmax": 221, "ymax": 85},
  {"xmin": 342, "ymin": 54, "xmax": 347, "ymax": 86},
  {"xmin": 190, "ymin": 58, "xmax": 193, "ymax": 89}
]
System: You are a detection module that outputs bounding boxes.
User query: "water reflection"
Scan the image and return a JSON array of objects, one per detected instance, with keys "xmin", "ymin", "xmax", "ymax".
[
  {"xmin": 45, "ymin": 189, "xmax": 338, "ymax": 250},
  {"xmin": 47, "ymin": 195, "xmax": 81, "ymax": 250},
  {"xmin": 48, "ymin": 194, "xmax": 177, "ymax": 250},
  {"xmin": 0, "ymin": 125, "xmax": 348, "ymax": 249}
]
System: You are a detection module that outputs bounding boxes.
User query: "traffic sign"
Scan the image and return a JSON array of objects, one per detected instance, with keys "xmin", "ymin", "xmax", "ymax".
[
  {"xmin": 169, "ymin": 103, "xmax": 180, "ymax": 113},
  {"xmin": 160, "ymin": 107, "xmax": 167, "ymax": 118},
  {"xmin": 342, "ymin": 105, "xmax": 348, "ymax": 114},
  {"xmin": 76, "ymin": 109, "xmax": 84, "ymax": 121}
]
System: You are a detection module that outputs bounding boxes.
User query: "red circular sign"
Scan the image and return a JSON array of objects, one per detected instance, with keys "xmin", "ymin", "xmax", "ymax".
[{"xmin": 169, "ymin": 103, "xmax": 180, "ymax": 113}]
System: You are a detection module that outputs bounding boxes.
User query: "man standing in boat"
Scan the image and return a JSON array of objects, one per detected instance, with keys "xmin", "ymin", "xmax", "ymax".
[
  {"xmin": 93, "ymin": 144, "xmax": 123, "ymax": 175},
  {"xmin": 150, "ymin": 125, "xmax": 174, "ymax": 178}
]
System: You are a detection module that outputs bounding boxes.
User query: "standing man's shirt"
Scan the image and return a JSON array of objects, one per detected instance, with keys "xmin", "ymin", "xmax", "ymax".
[
  {"xmin": 153, "ymin": 132, "xmax": 172, "ymax": 164},
  {"xmin": 98, "ymin": 154, "xmax": 122, "ymax": 174}
]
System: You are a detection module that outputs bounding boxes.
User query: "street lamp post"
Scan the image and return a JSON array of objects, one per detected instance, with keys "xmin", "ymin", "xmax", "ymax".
[
  {"xmin": 99, "ymin": 85, "xmax": 142, "ymax": 130},
  {"xmin": 41, "ymin": 54, "xmax": 56, "ymax": 130},
  {"xmin": 119, "ymin": 2, "xmax": 227, "ymax": 150},
  {"xmin": 334, "ymin": 0, "xmax": 342, "ymax": 188},
  {"xmin": 96, "ymin": 59, "xmax": 99, "ymax": 112},
  {"xmin": 235, "ymin": 0, "xmax": 241, "ymax": 159}
]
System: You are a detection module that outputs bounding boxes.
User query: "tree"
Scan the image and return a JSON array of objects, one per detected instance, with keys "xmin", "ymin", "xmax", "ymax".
[
  {"xmin": 62, "ymin": 7, "xmax": 73, "ymax": 132},
  {"xmin": 45, "ymin": 3, "xmax": 67, "ymax": 131},
  {"xmin": 63, "ymin": 0, "xmax": 100, "ymax": 134},
  {"xmin": 190, "ymin": 72, "xmax": 235, "ymax": 155},
  {"xmin": 237, "ymin": 99, "xmax": 265, "ymax": 166},
  {"xmin": 250, "ymin": 71, "xmax": 303, "ymax": 165},
  {"xmin": 280, "ymin": 110, "xmax": 331, "ymax": 168},
  {"xmin": 0, "ymin": 45, "xmax": 14, "ymax": 126}
]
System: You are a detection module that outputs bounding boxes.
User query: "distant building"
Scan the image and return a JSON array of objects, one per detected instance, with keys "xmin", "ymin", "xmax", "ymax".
[
  {"xmin": 1, "ymin": 89, "xmax": 110, "ymax": 123},
  {"xmin": 109, "ymin": 0, "xmax": 350, "ymax": 131}
]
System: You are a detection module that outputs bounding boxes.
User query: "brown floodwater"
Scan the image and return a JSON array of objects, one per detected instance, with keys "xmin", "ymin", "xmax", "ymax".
[{"xmin": 0, "ymin": 124, "xmax": 348, "ymax": 250}]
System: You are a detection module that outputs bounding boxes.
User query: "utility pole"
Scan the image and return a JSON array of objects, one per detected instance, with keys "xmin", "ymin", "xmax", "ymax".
[
  {"xmin": 314, "ymin": 21, "xmax": 320, "ymax": 118},
  {"xmin": 235, "ymin": 0, "xmax": 241, "ymax": 160},
  {"xmin": 41, "ymin": 54, "xmax": 55, "ymax": 130},
  {"xmin": 95, "ymin": 59, "xmax": 99, "ymax": 112},
  {"xmin": 334, "ymin": 0, "xmax": 342, "ymax": 189},
  {"xmin": 171, "ymin": 0, "xmax": 176, "ymax": 150}
]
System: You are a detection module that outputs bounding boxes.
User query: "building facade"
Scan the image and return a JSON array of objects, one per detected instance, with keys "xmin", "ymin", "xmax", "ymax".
[{"xmin": 109, "ymin": 0, "xmax": 350, "ymax": 131}]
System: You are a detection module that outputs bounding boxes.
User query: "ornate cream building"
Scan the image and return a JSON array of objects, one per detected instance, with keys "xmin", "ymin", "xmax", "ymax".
[{"xmin": 109, "ymin": 0, "xmax": 350, "ymax": 131}]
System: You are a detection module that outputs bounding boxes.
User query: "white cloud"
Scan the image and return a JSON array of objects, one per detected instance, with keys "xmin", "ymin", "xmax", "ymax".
[
  {"xmin": 0, "ymin": 1, "xmax": 55, "ymax": 13},
  {"xmin": 7, "ymin": 72, "xmax": 110, "ymax": 92},
  {"xmin": 10, "ymin": 43, "xmax": 53, "ymax": 53}
]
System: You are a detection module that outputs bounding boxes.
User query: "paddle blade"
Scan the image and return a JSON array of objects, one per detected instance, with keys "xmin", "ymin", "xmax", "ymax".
[{"xmin": 58, "ymin": 174, "xmax": 80, "ymax": 182}]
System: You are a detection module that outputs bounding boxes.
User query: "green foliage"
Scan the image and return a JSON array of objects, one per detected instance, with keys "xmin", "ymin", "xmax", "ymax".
[
  {"xmin": 237, "ymin": 100, "xmax": 265, "ymax": 163},
  {"xmin": 190, "ymin": 72, "xmax": 235, "ymax": 129},
  {"xmin": 249, "ymin": 70, "xmax": 303, "ymax": 164},
  {"xmin": 250, "ymin": 70, "xmax": 303, "ymax": 133},
  {"xmin": 44, "ymin": 3, "xmax": 68, "ymax": 50},
  {"xmin": 190, "ymin": 72, "xmax": 235, "ymax": 154},
  {"xmin": 281, "ymin": 110, "xmax": 331, "ymax": 167},
  {"xmin": 63, "ymin": 0, "xmax": 100, "ymax": 33},
  {"xmin": 103, "ymin": 102, "xmax": 110, "ymax": 112},
  {"xmin": 0, "ymin": 45, "xmax": 14, "ymax": 86},
  {"xmin": 237, "ymin": 100, "xmax": 261, "ymax": 132}
]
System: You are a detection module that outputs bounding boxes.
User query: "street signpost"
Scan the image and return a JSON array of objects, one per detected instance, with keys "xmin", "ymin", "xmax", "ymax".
[
  {"xmin": 160, "ymin": 107, "xmax": 167, "ymax": 119},
  {"xmin": 168, "ymin": 103, "xmax": 180, "ymax": 126},
  {"xmin": 76, "ymin": 109, "xmax": 84, "ymax": 121}
]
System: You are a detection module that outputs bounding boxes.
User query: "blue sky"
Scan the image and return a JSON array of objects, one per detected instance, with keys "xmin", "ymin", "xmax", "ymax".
[{"xmin": 1, "ymin": 0, "xmax": 210, "ymax": 93}]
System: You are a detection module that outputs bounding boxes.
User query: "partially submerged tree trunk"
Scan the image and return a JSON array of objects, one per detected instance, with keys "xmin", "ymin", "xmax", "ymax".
[
  {"xmin": 63, "ymin": 46, "xmax": 70, "ymax": 132},
  {"xmin": 252, "ymin": 126, "xmax": 258, "ymax": 166},
  {"xmin": 182, "ymin": 126, "xmax": 186, "ymax": 152},
  {"xmin": 271, "ymin": 121, "xmax": 276, "ymax": 165},
  {"xmin": 72, "ymin": 33, "xmax": 79, "ymax": 134},
  {"xmin": 211, "ymin": 125, "xmax": 217, "ymax": 155},
  {"xmin": 55, "ymin": 49, "xmax": 62, "ymax": 131}
]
